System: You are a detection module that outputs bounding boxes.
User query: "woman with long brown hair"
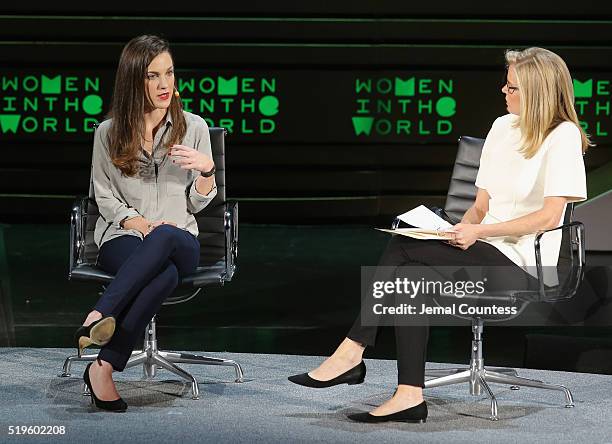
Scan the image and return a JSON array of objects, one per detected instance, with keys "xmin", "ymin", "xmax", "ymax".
[{"xmin": 74, "ymin": 35, "xmax": 217, "ymax": 412}]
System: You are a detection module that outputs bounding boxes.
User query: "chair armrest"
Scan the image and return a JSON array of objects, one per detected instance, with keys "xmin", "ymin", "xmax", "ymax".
[
  {"xmin": 224, "ymin": 201, "xmax": 238, "ymax": 280},
  {"xmin": 429, "ymin": 206, "xmax": 459, "ymax": 225},
  {"xmin": 69, "ymin": 196, "xmax": 89, "ymax": 279},
  {"xmin": 534, "ymin": 221, "xmax": 585, "ymax": 301},
  {"xmin": 391, "ymin": 206, "xmax": 458, "ymax": 229}
]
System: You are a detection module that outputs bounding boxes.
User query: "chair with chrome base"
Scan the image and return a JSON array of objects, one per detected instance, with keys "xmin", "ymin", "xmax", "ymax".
[
  {"xmin": 59, "ymin": 127, "xmax": 243, "ymax": 400},
  {"xmin": 393, "ymin": 136, "xmax": 585, "ymax": 420}
]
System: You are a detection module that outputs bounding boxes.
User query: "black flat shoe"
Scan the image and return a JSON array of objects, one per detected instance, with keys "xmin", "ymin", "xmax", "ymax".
[
  {"xmin": 74, "ymin": 316, "xmax": 116, "ymax": 357},
  {"xmin": 347, "ymin": 401, "xmax": 427, "ymax": 423},
  {"xmin": 83, "ymin": 359, "xmax": 127, "ymax": 412},
  {"xmin": 288, "ymin": 361, "xmax": 366, "ymax": 388}
]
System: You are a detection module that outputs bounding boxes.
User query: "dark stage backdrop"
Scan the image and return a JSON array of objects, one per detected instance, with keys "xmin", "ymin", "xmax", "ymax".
[{"xmin": 1, "ymin": 2, "xmax": 612, "ymax": 223}]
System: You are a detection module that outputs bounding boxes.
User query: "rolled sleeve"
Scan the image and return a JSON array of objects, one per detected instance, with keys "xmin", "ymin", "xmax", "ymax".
[
  {"xmin": 187, "ymin": 177, "xmax": 217, "ymax": 213},
  {"xmin": 111, "ymin": 205, "xmax": 141, "ymax": 228}
]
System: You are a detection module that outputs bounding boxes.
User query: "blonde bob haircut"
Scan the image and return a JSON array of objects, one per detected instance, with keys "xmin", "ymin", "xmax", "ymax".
[{"xmin": 505, "ymin": 47, "xmax": 592, "ymax": 158}]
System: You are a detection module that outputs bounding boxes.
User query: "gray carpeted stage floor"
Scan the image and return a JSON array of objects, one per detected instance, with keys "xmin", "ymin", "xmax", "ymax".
[{"xmin": 1, "ymin": 348, "xmax": 611, "ymax": 443}]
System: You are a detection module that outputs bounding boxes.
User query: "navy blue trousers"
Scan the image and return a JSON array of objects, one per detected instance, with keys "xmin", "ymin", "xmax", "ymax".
[{"xmin": 94, "ymin": 225, "xmax": 200, "ymax": 371}]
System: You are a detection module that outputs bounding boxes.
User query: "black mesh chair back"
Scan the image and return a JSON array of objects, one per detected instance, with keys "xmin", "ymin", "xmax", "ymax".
[
  {"xmin": 443, "ymin": 136, "xmax": 485, "ymax": 223},
  {"xmin": 197, "ymin": 128, "xmax": 227, "ymax": 268}
]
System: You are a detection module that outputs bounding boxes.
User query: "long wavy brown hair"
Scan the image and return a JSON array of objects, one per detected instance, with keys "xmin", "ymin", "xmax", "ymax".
[{"xmin": 106, "ymin": 35, "xmax": 186, "ymax": 176}]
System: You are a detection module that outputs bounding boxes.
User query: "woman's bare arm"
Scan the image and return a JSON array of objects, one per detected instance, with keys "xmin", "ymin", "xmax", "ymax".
[
  {"xmin": 451, "ymin": 195, "xmax": 567, "ymax": 250},
  {"xmin": 460, "ymin": 188, "xmax": 490, "ymax": 224},
  {"xmin": 478, "ymin": 196, "xmax": 567, "ymax": 237}
]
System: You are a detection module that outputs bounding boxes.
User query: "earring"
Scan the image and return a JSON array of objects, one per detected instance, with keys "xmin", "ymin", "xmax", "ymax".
[{"xmin": 174, "ymin": 88, "xmax": 180, "ymax": 98}]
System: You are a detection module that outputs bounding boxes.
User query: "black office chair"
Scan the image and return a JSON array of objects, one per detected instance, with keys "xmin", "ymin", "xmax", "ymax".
[
  {"xmin": 0, "ymin": 225, "xmax": 15, "ymax": 347},
  {"xmin": 394, "ymin": 136, "xmax": 585, "ymax": 420},
  {"xmin": 59, "ymin": 127, "xmax": 243, "ymax": 400}
]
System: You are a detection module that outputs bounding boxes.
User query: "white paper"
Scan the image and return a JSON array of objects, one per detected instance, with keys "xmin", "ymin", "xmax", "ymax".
[
  {"xmin": 396, "ymin": 205, "xmax": 453, "ymax": 231},
  {"xmin": 376, "ymin": 228, "xmax": 454, "ymax": 240}
]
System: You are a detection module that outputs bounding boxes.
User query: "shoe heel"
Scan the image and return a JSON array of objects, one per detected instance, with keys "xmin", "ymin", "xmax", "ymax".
[
  {"xmin": 83, "ymin": 361, "xmax": 127, "ymax": 412},
  {"xmin": 78, "ymin": 337, "xmax": 93, "ymax": 358}
]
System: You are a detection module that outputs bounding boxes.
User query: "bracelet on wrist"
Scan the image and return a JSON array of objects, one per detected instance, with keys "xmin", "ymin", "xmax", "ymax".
[{"xmin": 200, "ymin": 164, "xmax": 216, "ymax": 178}]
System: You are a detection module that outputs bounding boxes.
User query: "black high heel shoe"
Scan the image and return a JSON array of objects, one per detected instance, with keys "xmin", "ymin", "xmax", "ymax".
[
  {"xmin": 83, "ymin": 359, "xmax": 127, "ymax": 412},
  {"xmin": 288, "ymin": 361, "xmax": 366, "ymax": 388},
  {"xmin": 347, "ymin": 401, "xmax": 428, "ymax": 423},
  {"xmin": 74, "ymin": 316, "xmax": 116, "ymax": 357}
]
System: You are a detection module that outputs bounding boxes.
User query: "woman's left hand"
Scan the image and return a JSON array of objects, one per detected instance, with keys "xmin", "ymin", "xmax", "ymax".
[
  {"xmin": 149, "ymin": 220, "xmax": 177, "ymax": 231},
  {"xmin": 169, "ymin": 144, "xmax": 214, "ymax": 173},
  {"xmin": 448, "ymin": 223, "xmax": 483, "ymax": 250}
]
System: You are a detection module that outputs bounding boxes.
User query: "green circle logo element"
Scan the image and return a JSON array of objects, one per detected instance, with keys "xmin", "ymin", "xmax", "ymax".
[
  {"xmin": 258, "ymin": 96, "xmax": 279, "ymax": 117},
  {"xmin": 436, "ymin": 97, "xmax": 456, "ymax": 118},
  {"xmin": 82, "ymin": 95, "xmax": 103, "ymax": 115}
]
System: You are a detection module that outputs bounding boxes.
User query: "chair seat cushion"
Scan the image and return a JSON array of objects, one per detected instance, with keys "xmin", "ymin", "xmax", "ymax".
[
  {"xmin": 70, "ymin": 265, "xmax": 114, "ymax": 284},
  {"xmin": 70, "ymin": 262, "xmax": 229, "ymax": 287}
]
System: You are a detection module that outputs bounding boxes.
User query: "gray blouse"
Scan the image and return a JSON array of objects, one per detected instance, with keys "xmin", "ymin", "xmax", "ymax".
[{"xmin": 92, "ymin": 111, "xmax": 217, "ymax": 247}]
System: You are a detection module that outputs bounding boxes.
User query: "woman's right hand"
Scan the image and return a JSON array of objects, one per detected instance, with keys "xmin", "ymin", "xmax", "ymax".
[
  {"xmin": 149, "ymin": 220, "xmax": 177, "ymax": 231},
  {"xmin": 122, "ymin": 216, "xmax": 153, "ymax": 236},
  {"xmin": 123, "ymin": 217, "xmax": 176, "ymax": 236}
]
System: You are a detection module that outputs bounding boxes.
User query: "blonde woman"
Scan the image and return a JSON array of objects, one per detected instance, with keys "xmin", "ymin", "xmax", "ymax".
[{"xmin": 289, "ymin": 47, "xmax": 589, "ymax": 423}]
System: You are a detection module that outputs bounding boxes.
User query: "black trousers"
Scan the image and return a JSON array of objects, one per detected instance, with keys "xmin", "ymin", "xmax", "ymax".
[{"xmin": 346, "ymin": 235, "xmax": 533, "ymax": 387}]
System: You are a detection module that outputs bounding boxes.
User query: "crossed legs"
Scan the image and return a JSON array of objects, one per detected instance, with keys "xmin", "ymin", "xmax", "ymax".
[
  {"xmin": 305, "ymin": 235, "xmax": 523, "ymax": 416},
  {"xmin": 80, "ymin": 225, "xmax": 200, "ymax": 401}
]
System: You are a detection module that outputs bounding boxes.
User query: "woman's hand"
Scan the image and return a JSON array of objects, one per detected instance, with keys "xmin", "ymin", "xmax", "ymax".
[
  {"xmin": 122, "ymin": 217, "xmax": 176, "ymax": 236},
  {"xmin": 448, "ymin": 223, "xmax": 483, "ymax": 250},
  {"xmin": 149, "ymin": 220, "xmax": 177, "ymax": 231},
  {"xmin": 122, "ymin": 216, "xmax": 151, "ymax": 236},
  {"xmin": 169, "ymin": 144, "xmax": 214, "ymax": 173}
]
